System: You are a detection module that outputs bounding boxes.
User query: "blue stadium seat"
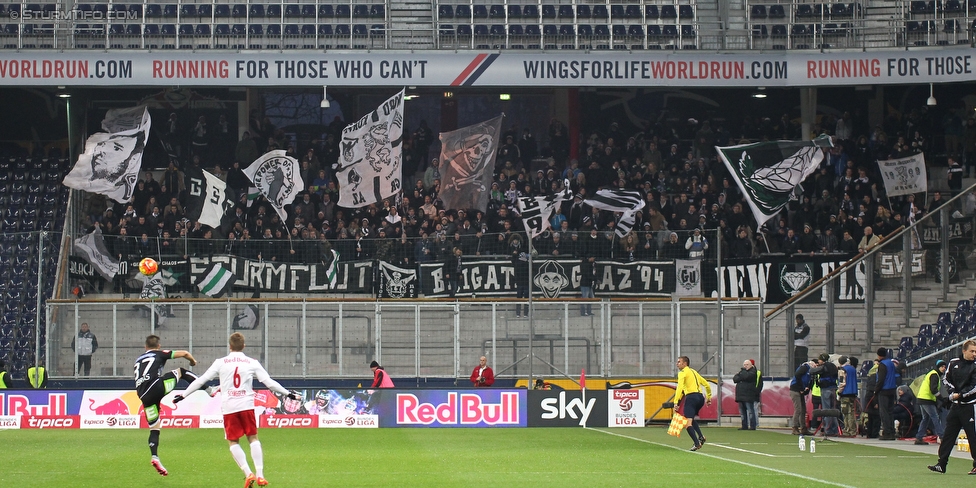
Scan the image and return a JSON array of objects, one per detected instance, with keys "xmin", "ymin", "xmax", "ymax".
[
  {"xmin": 910, "ymin": 0, "xmax": 933, "ymax": 14},
  {"xmin": 660, "ymin": 5, "xmax": 677, "ymax": 19},
  {"xmin": 249, "ymin": 4, "xmax": 264, "ymax": 17},
  {"xmin": 595, "ymin": 25, "xmax": 610, "ymax": 36},
  {"xmin": 285, "ymin": 4, "xmax": 300, "ymax": 17},
  {"xmin": 455, "ymin": 5, "xmax": 470, "ymax": 18},
  {"xmin": 248, "ymin": 24, "xmax": 263, "ymax": 36},
  {"xmin": 179, "ymin": 24, "xmax": 193, "ymax": 36},
  {"xmin": 507, "ymin": 4, "xmax": 521, "ymax": 18},
  {"xmin": 267, "ymin": 24, "xmax": 281, "ymax": 36},
  {"xmin": 318, "ymin": 24, "xmax": 333, "ymax": 36},
  {"xmin": 522, "ymin": 5, "xmax": 538, "ymax": 18},
  {"xmin": 769, "ymin": 4, "xmax": 786, "ymax": 18},
  {"xmin": 898, "ymin": 336, "xmax": 914, "ymax": 359},
  {"xmin": 558, "ymin": 5, "xmax": 573, "ymax": 18},
  {"xmin": 488, "ymin": 4, "xmax": 504, "ymax": 18},
  {"xmin": 543, "ymin": 24, "xmax": 557, "ymax": 36},
  {"xmin": 300, "ymin": 24, "xmax": 314, "ymax": 36},
  {"xmin": 335, "ymin": 24, "xmax": 350, "ymax": 35},
  {"xmin": 945, "ymin": 0, "xmax": 963, "ymax": 12},
  {"xmin": 335, "ymin": 4, "xmax": 351, "ymax": 18},
  {"xmin": 267, "ymin": 4, "xmax": 282, "ymax": 17},
  {"xmin": 610, "ymin": 5, "xmax": 624, "ymax": 19},
  {"xmin": 232, "ymin": 4, "xmax": 246, "ymax": 17},
  {"xmin": 937, "ymin": 312, "xmax": 952, "ymax": 329},
  {"xmin": 473, "ymin": 4, "xmax": 488, "ymax": 18},
  {"xmin": 678, "ymin": 5, "xmax": 694, "ymax": 19},
  {"xmin": 162, "ymin": 4, "xmax": 177, "ymax": 17},
  {"xmin": 197, "ymin": 4, "xmax": 211, "ymax": 17},
  {"xmin": 753, "ymin": 24, "xmax": 768, "ymax": 38},
  {"xmin": 301, "ymin": 4, "xmax": 315, "ymax": 17},
  {"xmin": 438, "ymin": 5, "xmax": 453, "ymax": 19},
  {"xmin": 577, "ymin": 24, "xmax": 592, "ymax": 36},
  {"xmin": 559, "ymin": 25, "xmax": 574, "ymax": 36},
  {"xmin": 577, "ymin": 4, "xmax": 592, "ymax": 18},
  {"xmin": 195, "ymin": 24, "xmax": 210, "ymax": 36},
  {"xmin": 592, "ymin": 5, "xmax": 608, "ymax": 19},
  {"xmin": 180, "ymin": 4, "xmax": 196, "ymax": 17},
  {"xmin": 945, "ymin": 19, "xmax": 959, "ymax": 32},
  {"xmin": 525, "ymin": 24, "xmax": 540, "ymax": 36},
  {"xmin": 771, "ymin": 24, "xmax": 788, "ymax": 37},
  {"xmin": 370, "ymin": 4, "xmax": 384, "ymax": 18},
  {"xmin": 353, "ymin": 4, "xmax": 369, "ymax": 18},
  {"xmin": 541, "ymin": 4, "xmax": 555, "ymax": 18},
  {"xmin": 645, "ymin": 5, "xmax": 659, "ymax": 19},
  {"xmin": 918, "ymin": 323, "xmax": 933, "ymax": 338},
  {"xmin": 662, "ymin": 25, "xmax": 678, "ymax": 38},
  {"xmin": 681, "ymin": 25, "xmax": 696, "ymax": 38},
  {"xmin": 318, "ymin": 4, "xmax": 334, "ymax": 17}
]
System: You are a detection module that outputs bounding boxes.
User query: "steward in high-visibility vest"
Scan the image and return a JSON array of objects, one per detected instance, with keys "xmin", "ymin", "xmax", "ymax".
[
  {"xmin": 27, "ymin": 365, "xmax": 47, "ymax": 388},
  {"xmin": 0, "ymin": 359, "xmax": 10, "ymax": 388}
]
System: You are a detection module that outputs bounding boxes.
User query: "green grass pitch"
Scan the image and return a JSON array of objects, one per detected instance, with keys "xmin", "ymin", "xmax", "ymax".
[{"xmin": 0, "ymin": 426, "xmax": 957, "ymax": 487}]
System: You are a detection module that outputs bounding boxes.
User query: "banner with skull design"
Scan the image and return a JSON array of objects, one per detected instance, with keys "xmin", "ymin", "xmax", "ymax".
[
  {"xmin": 437, "ymin": 114, "xmax": 504, "ymax": 212},
  {"xmin": 377, "ymin": 261, "xmax": 418, "ymax": 298},
  {"xmin": 334, "ymin": 89, "xmax": 405, "ymax": 208},
  {"xmin": 63, "ymin": 105, "xmax": 151, "ymax": 203},
  {"xmin": 243, "ymin": 149, "xmax": 305, "ymax": 222}
]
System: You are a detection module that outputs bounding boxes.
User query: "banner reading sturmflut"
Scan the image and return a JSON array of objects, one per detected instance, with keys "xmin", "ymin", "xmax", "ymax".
[
  {"xmin": 335, "ymin": 89, "xmax": 404, "ymax": 208},
  {"xmin": 437, "ymin": 114, "xmax": 504, "ymax": 212},
  {"xmin": 716, "ymin": 135, "xmax": 832, "ymax": 226},
  {"xmin": 63, "ymin": 106, "xmax": 151, "ymax": 203},
  {"xmin": 878, "ymin": 153, "xmax": 927, "ymax": 197}
]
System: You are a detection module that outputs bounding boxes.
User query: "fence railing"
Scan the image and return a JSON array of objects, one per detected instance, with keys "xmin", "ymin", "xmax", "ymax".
[{"xmin": 45, "ymin": 297, "xmax": 764, "ymax": 382}]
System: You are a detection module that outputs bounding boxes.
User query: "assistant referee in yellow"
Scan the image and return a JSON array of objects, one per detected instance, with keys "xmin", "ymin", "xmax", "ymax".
[{"xmin": 674, "ymin": 355, "xmax": 712, "ymax": 451}]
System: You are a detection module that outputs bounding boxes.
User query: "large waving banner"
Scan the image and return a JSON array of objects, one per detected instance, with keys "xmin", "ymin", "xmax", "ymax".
[
  {"xmin": 63, "ymin": 105, "xmax": 150, "ymax": 203},
  {"xmin": 438, "ymin": 114, "xmax": 504, "ymax": 212},
  {"xmin": 716, "ymin": 135, "xmax": 832, "ymax": 226},
  {"xmin": 335, "ymin": 89, "xmax": 404, "ymax": 208}
]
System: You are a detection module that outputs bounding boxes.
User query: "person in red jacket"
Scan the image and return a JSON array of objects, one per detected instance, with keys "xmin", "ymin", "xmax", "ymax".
[
  {"xmin": 370, "ymin": 361, "xmax": 394, "ymax": 388},
  {"xmin": 470, "ymin": 356, "xmax": 495, "ymax": 387}
]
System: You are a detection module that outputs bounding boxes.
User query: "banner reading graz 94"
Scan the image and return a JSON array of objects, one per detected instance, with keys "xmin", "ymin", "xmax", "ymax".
[
  {"xmin": 419, "ymin": 258, "xmax": 675, "ymax": 298},
  {"xmin": 0, "ymin": 49, "xmax": 973, "ymax": 87}
]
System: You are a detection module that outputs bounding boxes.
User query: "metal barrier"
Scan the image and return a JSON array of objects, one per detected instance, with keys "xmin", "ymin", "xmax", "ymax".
[{"xmin": 46, "ymin": 297, "xmax": 763, "ymax": 382}]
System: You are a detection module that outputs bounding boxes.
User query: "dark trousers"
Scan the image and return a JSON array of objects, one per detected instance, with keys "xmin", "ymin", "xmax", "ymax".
[
  {"xmin": 515, "ymin": 285, "xmax": 528, "ymax": 316},
  {"xmin": 683, "ymin": 393, "xmax": 706, "ymax": 445},
  {"xmin": 878, "ymin": 390, "xmax": 896, "ymax": 437},
  {"xmin": 77, "ymin": 355, "xmax": 92, "ymax": 376},
  {"xmin": 793, "ymin": 346, "xmax": 808, "ymax": 372},
  {"xmin": 937, "ymin": 403, "xmax": 976, "ymax": 470}
]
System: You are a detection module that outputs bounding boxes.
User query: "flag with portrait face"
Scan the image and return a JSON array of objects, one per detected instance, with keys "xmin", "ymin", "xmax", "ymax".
[{"xmin": 63, "ymin": 106, "xmax": 151, "ymax": 203}]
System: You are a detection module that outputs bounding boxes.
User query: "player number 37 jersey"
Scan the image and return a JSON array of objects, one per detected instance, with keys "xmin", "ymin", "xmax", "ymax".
[{"xmin": 188, "ymin": 351, "xmax": 290, "ymax": 415}]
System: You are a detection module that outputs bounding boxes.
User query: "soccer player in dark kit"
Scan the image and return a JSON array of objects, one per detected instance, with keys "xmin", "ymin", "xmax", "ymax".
[{"xmin": 133, "ymin": 334, "xmax": 215, "ymax": 476}]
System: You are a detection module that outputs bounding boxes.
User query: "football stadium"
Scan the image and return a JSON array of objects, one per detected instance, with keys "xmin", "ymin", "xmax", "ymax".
[{"xmin": 2, "ymin": 0, "xmax": 976, "ymax": 485}]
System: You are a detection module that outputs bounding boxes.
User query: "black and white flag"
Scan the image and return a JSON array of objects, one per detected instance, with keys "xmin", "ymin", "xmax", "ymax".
[
  {"xmin": 63, "ymin": 106, "xmax": 151, "ymax": 203},
  {"xmin": 73, "ymin": 227, "xmax": 120, "ymax": 281},
  {"xmin": 878, "ymin": 153, "xmax": 927, "ymax": 197},
  {"xmin": 232, "ymin": 304, "xmax": 260, "ymax": 330},
  {"xmin": 243, "ymin": 150, "xmax": 304, "ymax": 222},
  {"xmin": 517, "ymin": 181, "xmax": 573, "ymax": 239},
  {"xmin": 716, "ymin": 135, "xmax": 832, "ymax": 226},
  {"xmin": 584, "ymin": 189, "xmax": 646, "ymax": 237},
  {"xmin": 377, "ymin": 261, "xmax": 417, "ymax": 298},
  {"xmin": 438, "ymin": 114, "xmax": 503, "ymax": 212},
  {"xmin": 184, "ymin": 166, "xmax": 235, "ymax": 229},
  {"xmin": 197, "ymin": 262, "xmax": 236, "ymax": 297},
  {"xmin": 674, "ymin": 259, "xmax": 702, "ymax": 297},
  {"xmin": 138, "ymin": 272, "xmax": 169, "ymax": 325},
  {"xmin": 334, "ymin": 89, "xmax": 404, "ymax": 208}
]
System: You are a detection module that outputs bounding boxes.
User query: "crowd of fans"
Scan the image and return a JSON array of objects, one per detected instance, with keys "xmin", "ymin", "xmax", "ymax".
[{"xmin": 81, "ymin": 101, "xmax": 976, "ymax": 271}]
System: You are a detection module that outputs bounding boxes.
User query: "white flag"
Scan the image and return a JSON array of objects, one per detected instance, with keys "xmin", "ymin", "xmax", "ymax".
[
  {"xmin": 517, "ymin": 181, "xmax": 573, "ymax": 239},
  {"xmin": 334, "ymin": 90, "xmax": 404, "ymax": 208},
  {"xmin": 878, "ymin": 153, "xmax": 927, "ymax": 197},
  {"xmin": 72, "ymin": 227, "xmax": 119, "ymax": 281},
  {"xmin": 184, "ymin": 166, "xmax": 234, "ymax": 228},
  {"xmin": 243, "ymin": 150, "xmax": 304, "ymax": 222},
  {"xmin": 675, "ymin": 259, "xmax": 702, "ymax": 297},
  {"xmin": 63, "ymin": 106, "xmax": 151, "ymax": 203}
]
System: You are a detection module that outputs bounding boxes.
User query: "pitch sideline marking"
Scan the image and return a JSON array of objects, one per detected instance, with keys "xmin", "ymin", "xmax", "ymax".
[
  {"xmin": 591, "ymin": 429, "xmax": 856, "ymax": 488},
  {"xmin": 708, "ymin": 442, "xmax": 776, "ymax": 457}
]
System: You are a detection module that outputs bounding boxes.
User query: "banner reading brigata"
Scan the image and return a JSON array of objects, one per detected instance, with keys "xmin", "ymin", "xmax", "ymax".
[{"xmin": 0, "ymin": 49, "xmax": 972, "ymax": 87}]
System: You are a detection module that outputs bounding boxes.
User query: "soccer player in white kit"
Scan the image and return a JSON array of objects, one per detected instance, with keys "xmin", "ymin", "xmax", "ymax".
[{"xmin": 174, "ymin": 332, "xmax": 297, "ymax": 488}]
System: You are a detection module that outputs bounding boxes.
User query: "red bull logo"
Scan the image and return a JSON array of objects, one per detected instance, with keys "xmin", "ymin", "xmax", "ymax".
[
  {"xmin": 1, "ymin": 393, "xmax": 68, "ymax": 416},
  {"xmin": 89, "ymin": 398, "xmax": 129, "ymax": 415}
]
